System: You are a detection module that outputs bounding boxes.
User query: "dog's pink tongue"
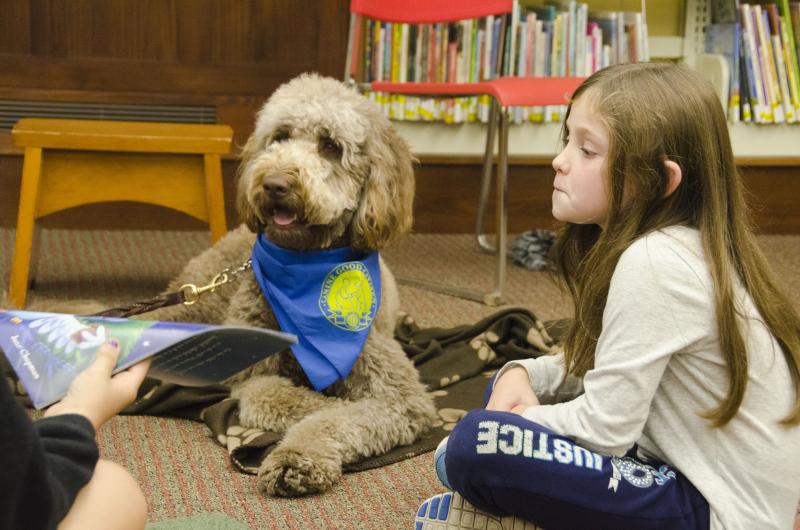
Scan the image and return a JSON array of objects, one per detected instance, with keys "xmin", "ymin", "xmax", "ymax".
[{"xmin": 273, "ymin": 212, "xmax": 297, "ymax": 226}]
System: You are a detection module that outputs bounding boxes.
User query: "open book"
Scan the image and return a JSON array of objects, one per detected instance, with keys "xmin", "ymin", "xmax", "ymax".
[{"xmin": 0, "ymin": 310, "xmax": 297, "ymax": 409}]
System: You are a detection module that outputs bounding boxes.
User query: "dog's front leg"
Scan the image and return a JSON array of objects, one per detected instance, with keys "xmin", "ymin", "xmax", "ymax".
[
  {"xmin": 255, "ymin": 331, "xmax": 435, "ymax": 496},
  {"xmin": 231, "ymin": 375, "xmax": 342, "ymax": 433},
  {"xmin": 257, "ymin": 396, "xmax": 426, "ymax": 496}
]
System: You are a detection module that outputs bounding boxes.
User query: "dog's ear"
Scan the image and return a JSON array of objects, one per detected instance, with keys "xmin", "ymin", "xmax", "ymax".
[
  {"xmin": 235, "ymin": 132, "xmax": 265, "ymax": 234},
  {"xmin": 350, "ymin": 124, "xmax": 416, "ymax": 251}
]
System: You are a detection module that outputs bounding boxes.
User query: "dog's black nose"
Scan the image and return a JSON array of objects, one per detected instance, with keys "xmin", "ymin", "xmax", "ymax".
[{"xmin": 263, "ymin": 174, "xmax": 290, "ymax": 199}]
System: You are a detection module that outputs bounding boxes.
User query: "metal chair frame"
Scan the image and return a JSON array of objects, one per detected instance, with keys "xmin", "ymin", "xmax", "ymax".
[{"xmin": 345, "ymin": 0, "xmax": 583, "ymax": 305}]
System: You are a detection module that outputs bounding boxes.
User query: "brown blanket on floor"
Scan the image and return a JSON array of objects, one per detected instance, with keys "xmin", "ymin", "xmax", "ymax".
[{"xmin": 3, "ymin": 308, "xmax": 566, "ymax": 474}]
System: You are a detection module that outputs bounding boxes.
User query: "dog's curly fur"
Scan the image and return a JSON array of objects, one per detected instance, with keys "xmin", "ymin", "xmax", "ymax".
[{"xmin": 150, "ymin": 73, "xmax": 436, "ymax": 497}]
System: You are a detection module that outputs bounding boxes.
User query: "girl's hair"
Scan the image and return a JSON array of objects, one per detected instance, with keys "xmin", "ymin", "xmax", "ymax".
[{"xmin": 551, "ymin": 62, "xmax": 800, "ymax": 425}]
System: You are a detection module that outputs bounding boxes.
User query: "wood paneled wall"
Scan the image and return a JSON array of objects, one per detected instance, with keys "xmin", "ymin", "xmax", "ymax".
[
  {"xmin": 1, "ymin": 154, "xmax": 797, "ymax": 234},
  {"xmin": 0, "ymin": 0, "xmax": 351, "ymax": 146}
]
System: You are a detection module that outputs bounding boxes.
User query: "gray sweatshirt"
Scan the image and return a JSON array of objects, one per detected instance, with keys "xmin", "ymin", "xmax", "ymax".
[{"xmin": 500, "ymin": 226, "xmax": 800, "ymax": 529}]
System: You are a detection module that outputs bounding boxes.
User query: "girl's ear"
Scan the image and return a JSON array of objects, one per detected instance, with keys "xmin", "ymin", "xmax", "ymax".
[{"xmin": 664, "ymin": 159, "xmax": 682, "ymax": 198}]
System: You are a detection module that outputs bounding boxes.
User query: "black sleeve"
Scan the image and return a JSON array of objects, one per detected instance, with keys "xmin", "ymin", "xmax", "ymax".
[{"xmin": 0, "ymin": 379, "xmax": 99, "ymax": 530}]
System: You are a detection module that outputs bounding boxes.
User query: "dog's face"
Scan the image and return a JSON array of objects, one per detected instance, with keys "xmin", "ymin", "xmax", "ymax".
[{"xmin": 237, "ymin": 73, "xmax": 415, "ymax": 252}]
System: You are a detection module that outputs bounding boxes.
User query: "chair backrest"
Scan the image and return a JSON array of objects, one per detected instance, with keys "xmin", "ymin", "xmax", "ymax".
[
  {"xmin": 345, "ymin": 0, "xmax": 514, "ymax": 81},
  {"xmin": 349, "ymin": 0, "xmax": 512, "ymax": 24}
]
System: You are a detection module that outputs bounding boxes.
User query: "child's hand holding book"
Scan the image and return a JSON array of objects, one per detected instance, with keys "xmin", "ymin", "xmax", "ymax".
[{"xmin": 44, "ymin": 340, "xmax": 151, "ymax": 430}]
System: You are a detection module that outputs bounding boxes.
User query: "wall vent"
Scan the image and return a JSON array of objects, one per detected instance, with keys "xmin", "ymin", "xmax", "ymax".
[{"xmin": 0, "ymin": 100, "xmax": 216, "ymax": 131}]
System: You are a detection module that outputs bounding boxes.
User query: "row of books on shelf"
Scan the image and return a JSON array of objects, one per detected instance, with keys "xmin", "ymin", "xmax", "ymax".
[
  {"xmin": 358, "ymin": 0, "xmax": 648, "ymax": 124},
  {"xmin": 706, "ymin": 1, "xmax": 800, "ymax": 124}
]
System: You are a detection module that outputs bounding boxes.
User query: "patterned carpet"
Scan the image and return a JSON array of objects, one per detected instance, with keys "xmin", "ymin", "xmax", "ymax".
[{"xmin": 2, "ymin": 227, "xmax": 799, "ymax": 529}]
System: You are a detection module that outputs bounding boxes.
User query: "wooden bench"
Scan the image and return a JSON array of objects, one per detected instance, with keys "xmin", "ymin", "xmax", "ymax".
[{"xmin": 8, "ymin": 118, "xmax": 233, "ymax": 308}]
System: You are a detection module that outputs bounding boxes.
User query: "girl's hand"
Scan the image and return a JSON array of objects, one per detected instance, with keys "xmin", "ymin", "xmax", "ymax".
[
  {"xmin": 486, "ymin": 365, "xmax": 540, "ymax": 414},
  {"xmin": 44, "ymin": 340, "xmax": 151, "ymax": 430}
]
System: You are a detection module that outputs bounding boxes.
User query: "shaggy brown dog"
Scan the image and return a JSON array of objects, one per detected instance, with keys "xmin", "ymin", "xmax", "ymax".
[{"xmin": 151, "ymin": 73, "xmax": 436, "ymax": 496}]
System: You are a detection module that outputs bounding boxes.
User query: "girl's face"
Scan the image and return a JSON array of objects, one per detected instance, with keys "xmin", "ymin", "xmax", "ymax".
[{"xmin": 551, "ymin": 94, "xmax": 610, "ymax": 228}]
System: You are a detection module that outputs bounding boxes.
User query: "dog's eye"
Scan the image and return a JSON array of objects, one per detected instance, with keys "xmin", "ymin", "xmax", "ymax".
[
  {"xmin": 271, "ymin": 129, "xmax": 290, "ymax": 143},
  {"xmin": 319, "ymin": 137, "xmax": 342, "ymax": 158}
]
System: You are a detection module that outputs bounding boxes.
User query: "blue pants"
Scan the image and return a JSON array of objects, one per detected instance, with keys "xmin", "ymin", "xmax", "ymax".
[{"xmin": 437, "ymin": 383, "xmax": 710, "ymax": 530}]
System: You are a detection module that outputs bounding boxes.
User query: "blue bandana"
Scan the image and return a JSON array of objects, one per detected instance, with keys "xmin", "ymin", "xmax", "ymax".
[{"xmin": 251, "ymin": 234, "xmax": 381, "ymax": 391}]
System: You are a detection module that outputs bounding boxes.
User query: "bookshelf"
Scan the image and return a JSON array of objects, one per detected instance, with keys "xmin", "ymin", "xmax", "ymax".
[
  {"xmin": 381, "ymin": 0, "xmax": 800, "ymax": 162},
  {"xmin": 687, "ymin": 0, "xmax": 800, "ymax": 160},
  {"xmin": 394, "ymin": 118, "xmax": 800, "ymax": 159}
]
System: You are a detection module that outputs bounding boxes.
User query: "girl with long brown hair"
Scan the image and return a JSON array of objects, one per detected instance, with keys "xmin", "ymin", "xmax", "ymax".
[{"xmin": 415, "ymin": 62, "xmax": 800, "ymax": 530}]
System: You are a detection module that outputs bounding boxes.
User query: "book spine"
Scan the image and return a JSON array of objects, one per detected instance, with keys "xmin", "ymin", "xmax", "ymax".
[
  {"xmin": 469, "ymin": 20, "xmax": 480, "ymax": 121},
  {"xmin": 780, "ymin": 0, "xmax": 800, "ymax": 115},
  {"xmin": 375, "ymin": 24, "xmax": 384, "ymax": 83},
  {"xmin": 576, "ymin": 3, "xmax": 588, "ymax": 73},
  {"xmin": 560, "ymin": 13, "xmax": 569, "ymax": 75},
  {"xmin": 543, "ymin": 23, "xmax": 553, "ymax": 77},
  {"xmin": 383, "ymin": 22, "xmax": 392, "ymax": 82},
  {"xmin": 567, "ymin": 0, "xmax": 577, "ymax": 76},
  {"xmin": 517, "ymin": 17, "xmax": 528, "ymax": 78},
  {"xmin": 739, "ymin": 26, "xmax": 753, "ymax": 122},
  {"xmin": 615, "ymin": 11, "xmax": 625, "ymax": 63},
  {"xmin": 460, "ymin": 19, "xmax": 470, "ymax": 84},
  {"xmin": 731, "ymin": 21, "xmax": 742, "ymax": 123},
  {"xmin": 427, "ymin": 24, "xmax": 436, "ymax": 83},
  {"xmin": 437, "ymin": 23, "xmax": 446, "ymax": 83},
  {"xmin": 491, "ymin": 17, "xmax": 502, "ymax": 78},
  {"xmin": 400, "ymin": 23, "xmax": 409, "ymax": 83},
  {"xmin": 626, "ymin": 17, "xmax": 638, "ymax": 63},
  {"xmin": 476, "ymin": 25, "xmax": 485, "ymax": 81},
  {"xmin": 440, "ymin": 23, "xmax": 448, "ymax": 84},
  {"xmin": 773, "ymin": 29, "xmax": 795, "ymax": 121},
  {"xmin": 364, "ymin": 19, "xmax": 372, "ymax": 83},
  {"xmin": 483, "ymin": 15, "xmax": 494, "ymax": 80},
  {"xmin": 446, "ymin": 26, "xmax": 457, "ymax": 123},
  {"xmin": 792, "ymin": 2, "xmax": 800, "ymax": 61},
  {"xmin": 413, "ymin": 24, "xmax": 423, "ymax": 83},
  {"xmin": 742, "ymin": 4, "xmax": 770, "ymax": 122},
  {"xmin": 754, "ymin": 5, "xmax": 782, "ymax": 121},
  {"xmin": 552, "ymin": 13, "xmax": 562, "ymax": 76},
  {"xmin": 587, "ymin": 21, "xmax": 600, "ymax": 73},
  {"xmin": 526, "ymin": 13, "xmax": 537, "ymax": 76},
  {"xmin": 737, "ymin": 10, "xmax": 755, "ymax": 121},
  {"xmin": 768, "ymin": 5, "xmax": 796, "ymax": 122}
]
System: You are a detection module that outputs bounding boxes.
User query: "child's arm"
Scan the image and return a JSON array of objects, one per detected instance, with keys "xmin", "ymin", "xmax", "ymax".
[
  {"xmin": 518, "ymin": 230, "xmax": 710, "ymax": 456},
  {"xmin": 1, "ymin": 367, "xmax": 98, "ymax": 528},
  {"xmin": 492, "ymin": 353, "xmax": 585, "ymax": 406},
  {"xmin": 486, "ymin": 364, "xmax": 540, "ymax": 412}
]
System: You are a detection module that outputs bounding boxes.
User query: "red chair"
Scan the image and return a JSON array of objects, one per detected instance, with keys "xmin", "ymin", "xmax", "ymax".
[{"xmin": 346, "ymin": 0, "xmax": 584, "ymax": 305}]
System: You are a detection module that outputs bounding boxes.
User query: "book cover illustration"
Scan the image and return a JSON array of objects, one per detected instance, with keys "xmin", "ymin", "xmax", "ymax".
[{"xmin": 0, "ymin": 310, "xmax": 297, "ymax": 409}]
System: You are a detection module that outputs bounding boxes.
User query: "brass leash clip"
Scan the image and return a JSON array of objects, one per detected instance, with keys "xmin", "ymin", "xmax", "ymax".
[{"xmin": 180, "ymin": 273, "xmax": 229, "ymax": 306}]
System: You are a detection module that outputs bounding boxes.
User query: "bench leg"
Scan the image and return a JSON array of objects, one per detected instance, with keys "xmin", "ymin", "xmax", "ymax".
[
  {"xmin": 9, "ymin": 147, "xmax": 43, "ymax": 308},
  {"xmin": 28, "ymin": 224, "xmax": 43, "ymax": 289},
  {"xmin": 204, "ymin": 153, "xmax": 227, "ymax": 243}
]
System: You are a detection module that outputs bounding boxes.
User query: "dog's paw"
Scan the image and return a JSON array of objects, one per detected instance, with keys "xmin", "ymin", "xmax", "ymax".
[{"xmin": 258, "ymin": 446, "xmax": 342, "ymax": 497}]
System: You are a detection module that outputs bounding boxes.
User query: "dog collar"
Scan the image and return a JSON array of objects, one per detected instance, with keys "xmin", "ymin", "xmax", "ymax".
[{"xmin": 251, "ymin": 234, "xmax": 381, "ymax": 391}]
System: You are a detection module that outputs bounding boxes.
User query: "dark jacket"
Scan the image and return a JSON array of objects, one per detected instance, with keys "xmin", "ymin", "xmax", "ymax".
[{"xmin": 0, "ymin": 379, "xmax": 98, "ymax": 530}]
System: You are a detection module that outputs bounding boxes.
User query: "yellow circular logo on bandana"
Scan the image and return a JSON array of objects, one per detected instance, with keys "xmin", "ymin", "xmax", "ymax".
[{"xmin": 319, "ymin": 262, "xmax": 376, "ymax": 331}]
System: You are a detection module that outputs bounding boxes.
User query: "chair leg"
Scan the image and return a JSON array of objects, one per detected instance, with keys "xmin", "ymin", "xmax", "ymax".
[
  {"xmin": 9, "ymin": 147, "xmax": 43, "ymax": 308},
  {"xmin": 476, "ymin": 99, "xmax": 499, "ymax": 254},
  {"xmin": 204, "ymin": 154, "xmax": 227, "ymax": 244},
  {"xmin": 394, "ymin": 102, "xmax": 508, "ymax": 306},
  {"xmin": 485, "ymin": 108, "xmax": 510, "ymax": 306}
]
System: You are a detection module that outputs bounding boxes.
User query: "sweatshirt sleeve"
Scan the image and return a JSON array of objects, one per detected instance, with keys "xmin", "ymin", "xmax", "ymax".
[
  {"xmin": 520, "ymin": 232, "xmax": 711, "ymax": 456},
  {"xmin": 493, "ymin": 353, "xmax": 585, "ymax": 404},
  {"xmin": 0, "ymin": 379, "xmax": 99, "ymax": 530}
]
